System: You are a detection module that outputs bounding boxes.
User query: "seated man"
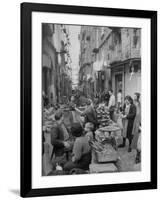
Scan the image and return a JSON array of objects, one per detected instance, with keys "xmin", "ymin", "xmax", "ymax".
[{"xmin": 64, "ymin": 123, "xmax": 91, "ymax": 172}]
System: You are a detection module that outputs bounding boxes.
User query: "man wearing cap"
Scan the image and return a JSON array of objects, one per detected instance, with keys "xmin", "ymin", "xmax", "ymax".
[{"xmin": 50, "ymin": 111, "xmax": 70, "ymax": 167}]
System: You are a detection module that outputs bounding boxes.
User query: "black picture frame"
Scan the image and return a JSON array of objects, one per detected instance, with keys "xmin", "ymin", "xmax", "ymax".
[{"xmin": 21, "ymin": 2, "xmax": 157, "ymax": 197}]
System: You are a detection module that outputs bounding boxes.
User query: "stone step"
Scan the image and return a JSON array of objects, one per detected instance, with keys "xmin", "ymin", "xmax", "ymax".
[{"xmin": 89, "ymin": 163, "xmax": 118, "ymax": 173}]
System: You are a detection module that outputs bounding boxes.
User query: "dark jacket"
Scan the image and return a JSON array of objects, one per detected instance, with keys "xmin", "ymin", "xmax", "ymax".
[
  {"xmin": 126, "ymin": 104, "xmax": 136, "ymax": 139},
  {"xmin": 50, "ymin": 122, "xmax": 65, "ymax": 157},
  {"xmin": 83, "ymin": 105, "xmax": 98, "ymax": 127}
]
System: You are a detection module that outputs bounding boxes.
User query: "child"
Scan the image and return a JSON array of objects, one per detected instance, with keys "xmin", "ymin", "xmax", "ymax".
[
  {"xmin": 64, "ymin": 123, "xmax": 91, "ymax": 172},
  {"xmin": 116, "ymin": 107, "xmax": 123, "ymax": 130},
  {"xmin": 116, "ymin": 107, "xmax": 124, "ymax": 147},
  {"xmin": 84, "ymin": 122, "xmax": 95, "ymax": 142}
]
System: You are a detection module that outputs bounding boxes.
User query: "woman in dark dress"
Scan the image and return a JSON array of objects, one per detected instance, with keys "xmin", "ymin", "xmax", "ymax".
[{"xmin": 119, "ymin": 96, "xmax": 136, "ymax": 152}]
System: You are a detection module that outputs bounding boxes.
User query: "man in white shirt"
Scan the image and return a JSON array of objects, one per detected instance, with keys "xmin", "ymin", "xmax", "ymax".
[
  {"xmin": 108, "ymin": 89, "xmax": 116, "ymax": 120},
  {"xmin": 117, "ymin": 89, "xmax": 122, "ymax": 110}
]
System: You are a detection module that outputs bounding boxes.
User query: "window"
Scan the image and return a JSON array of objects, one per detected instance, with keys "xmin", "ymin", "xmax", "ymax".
[
  {"xmin": 86, "ymin": 35, "xmax": 90, "ymax": 41},
  {"xmin": 82, "ymin": 31, "xmax": 85, "ymax": 40}
]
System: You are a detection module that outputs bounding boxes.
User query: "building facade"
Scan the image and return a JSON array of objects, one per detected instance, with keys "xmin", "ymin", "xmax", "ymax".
[
  {"xmin": 78, "ymin": 26, "xmax": 95, "ymax": 98},
  {"xmin": 79, "ymin": 26, "xmax": 141, "ymax": 101},
  {"xmin": 110, "ymin": 28, "xmax": 141, "ymax": 99},
  {"xmin": 79, "ymin": 26, "xmax": 112, "ymax": 98},
  {"xmin": 42, "ymin": 24, "xmax": 72, "ymax": 106}
]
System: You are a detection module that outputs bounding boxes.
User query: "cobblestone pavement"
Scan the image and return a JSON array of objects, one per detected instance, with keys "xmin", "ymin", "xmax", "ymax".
[{"xmin": 117, "ymin": 147, "xmax": 141, "ymax": 172}]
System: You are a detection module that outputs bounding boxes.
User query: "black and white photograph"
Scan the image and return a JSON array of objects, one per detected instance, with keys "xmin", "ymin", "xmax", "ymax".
[{"xmin": 42, "ymin": 24, "xmax": 142, "ymax": 176}]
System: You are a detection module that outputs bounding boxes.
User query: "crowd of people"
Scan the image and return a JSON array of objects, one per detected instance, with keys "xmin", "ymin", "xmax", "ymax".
[{"xmin": 42, "ymin": 89, "xmax": 141, "ymax": 175}]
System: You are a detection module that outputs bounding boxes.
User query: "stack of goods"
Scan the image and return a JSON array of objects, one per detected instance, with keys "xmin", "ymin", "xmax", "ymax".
[
  {"xmin": 96, "ymin": 105, "xmax": 113, "ymax": 127},
  {"xmin": 89, "ymin": 125, "xmax": 121, "ymax": 173}
]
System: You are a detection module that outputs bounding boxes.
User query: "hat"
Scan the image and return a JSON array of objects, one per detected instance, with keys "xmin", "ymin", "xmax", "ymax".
[{"xmin": 71, "ymin": 123, "xmax": 83, "ymax": 137}]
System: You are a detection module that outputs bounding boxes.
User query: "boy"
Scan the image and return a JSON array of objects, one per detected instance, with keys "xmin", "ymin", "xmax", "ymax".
[
  {"xmin": 84, "ymin": 122, "xmax": 95, "ymax": 142},
  {"xmin": 64, "ymin": 123, "xmax": 91, "ymax": 172}
]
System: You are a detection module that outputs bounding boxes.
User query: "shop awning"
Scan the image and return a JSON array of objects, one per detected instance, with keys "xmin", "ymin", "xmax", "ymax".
[{"xmin": 109, "ymin": 58, "xmax": 141, "ymax": 68}]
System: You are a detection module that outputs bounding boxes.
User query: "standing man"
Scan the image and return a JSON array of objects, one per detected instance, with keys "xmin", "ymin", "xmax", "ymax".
[
  {"xmin": 50, "ymin": 111, "xmax": 70, "ymax": 167},
  {"xmin": 104, "ymin": 89, "xmax": 110, "ymax": 106},
  {"xmin": 117, "ymin": 89, "xmax": 122, "ymax": 111},
  {"xmin": 108, "ymin": 89, "xmax": 116, "ymax": 120}
]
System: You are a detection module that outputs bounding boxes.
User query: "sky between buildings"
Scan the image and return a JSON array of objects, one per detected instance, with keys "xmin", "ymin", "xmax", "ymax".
[{"xmin": 68, "ymin": 25, "xmax": 81, "ymax": 87}]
